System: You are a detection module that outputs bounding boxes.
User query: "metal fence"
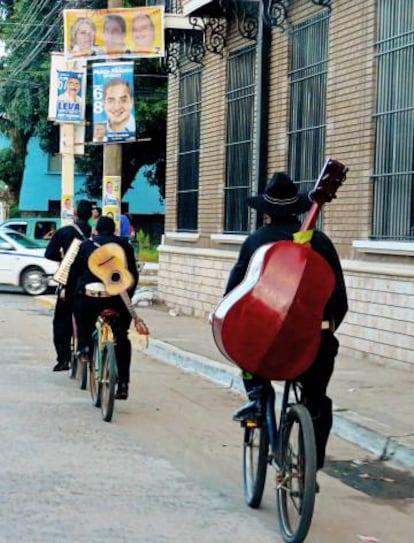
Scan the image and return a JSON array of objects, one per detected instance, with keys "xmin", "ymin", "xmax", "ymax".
[
  {"xmin": 373, "ymin": 0, "xmax": 414, "ymax": 240},
  {"xmin": 177, "ymin": 69, "xmax": 202, "ymax": 231},
  {"xmin": 287, "ymin": 11, "xmax": 329, "ymax": 202},
  {"xmin": 224, "ymin": 46, "xmax": 257, "ymax": 234}
]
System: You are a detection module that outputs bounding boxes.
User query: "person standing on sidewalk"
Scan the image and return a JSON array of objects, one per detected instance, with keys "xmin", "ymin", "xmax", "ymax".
[
  {"xmin": 45, "ymin": 200, "xmax": 92, "ymax": 372},
  {"xmin": 226, "ymin": 172, "xmax": 348, "ymax": 471}
]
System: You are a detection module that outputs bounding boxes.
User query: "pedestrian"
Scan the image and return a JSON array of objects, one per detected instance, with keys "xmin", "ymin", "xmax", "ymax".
[
  {"xmin": 227, "ymin": 172, "xmax": 348, "ymax": 472},
  {"xmin": 65, "ymin": 216, "xmax": 148, "ymax": 400},
  {"xmin": 120, "ymin": 213, "xmax": 131, "ymax": 240},
  {"xmin": 89, "ymin": 205, "xmax": 102, "ymax": 234},
  {"xmin": 45, "ymin": 199, "xmax": 92, "ymax": 372}
]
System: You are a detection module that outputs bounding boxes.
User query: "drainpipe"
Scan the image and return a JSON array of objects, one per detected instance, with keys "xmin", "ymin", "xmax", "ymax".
[{"xmin": 254, "ymin": 1, "xmax": 271, "ymax": 230}]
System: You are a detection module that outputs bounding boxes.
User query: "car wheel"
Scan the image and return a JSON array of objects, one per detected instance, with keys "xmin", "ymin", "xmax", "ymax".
[{"xmin": 21, "ymin": 267, "xmax": 48, "ymax": 295}]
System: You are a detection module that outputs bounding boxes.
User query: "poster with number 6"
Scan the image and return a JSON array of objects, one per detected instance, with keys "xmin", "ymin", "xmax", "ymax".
[{"xmin": 92, "ymin": 62, "xmax": 135, "ymax": 144}]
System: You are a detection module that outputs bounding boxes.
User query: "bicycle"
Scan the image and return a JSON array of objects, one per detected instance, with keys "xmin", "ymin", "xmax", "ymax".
[
  {"xmin": 69, "ymin": 315, "xmax": 88, "ymax": 390},
  {"xmin": 240, "ymin": 380, "xmax": 317, "ymax": 543},
  {"xmin": 89, "ymin": 308, "xmax": 119, "ymax": 423}
]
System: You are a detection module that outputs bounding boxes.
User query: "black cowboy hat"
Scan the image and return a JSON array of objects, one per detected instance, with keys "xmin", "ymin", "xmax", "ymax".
[{"xmin": 246, "ymin": 172, "xmax": 312, "ymax": 217}]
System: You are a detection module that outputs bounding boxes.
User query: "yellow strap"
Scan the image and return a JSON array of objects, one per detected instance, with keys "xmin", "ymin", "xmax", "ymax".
[{"xmin": 293, "ymin": 229, "xmax": 314, "ymax": 244}]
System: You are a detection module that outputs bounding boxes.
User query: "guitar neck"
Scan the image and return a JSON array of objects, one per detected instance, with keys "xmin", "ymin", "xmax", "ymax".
[
  {"xmin": 120, "ymin": 290, "xmax": 138, "ymax": 321},
  {"xmin": 300, "ymin": 202, "xmax": 323, "ymax": 232}
]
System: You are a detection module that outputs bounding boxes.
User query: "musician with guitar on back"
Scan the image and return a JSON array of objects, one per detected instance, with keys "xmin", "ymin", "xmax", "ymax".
[
  {"xmin": 65, "ymin": 216, "xmax": 149, "ymax": 400},
  {"xmin": 226, "ymin": 172, "xmax": 348, "ymax": 473},
  {"xmin": 45, "ymin": 200, "xmax": 92, "ymax": 372}
]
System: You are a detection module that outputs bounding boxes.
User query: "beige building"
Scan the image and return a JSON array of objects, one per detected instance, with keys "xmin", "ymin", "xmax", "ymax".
[{"xmin": 159, "ymin": 0, "xmax": 414, "ymax": 369}]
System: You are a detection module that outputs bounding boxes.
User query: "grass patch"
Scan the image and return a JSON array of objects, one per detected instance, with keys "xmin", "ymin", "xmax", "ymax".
[{"xmin": 138, "ymin": 247, "xmax": 159, "ymax": 262}]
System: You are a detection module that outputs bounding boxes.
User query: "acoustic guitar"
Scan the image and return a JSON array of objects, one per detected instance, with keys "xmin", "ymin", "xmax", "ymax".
[
  {"xmin": 211, "ymin": 158, "xmax": 348, "ymax": 381},
  {"xmin": 88, "ymin": 243, "xmax": 150, "ymax": 341}
]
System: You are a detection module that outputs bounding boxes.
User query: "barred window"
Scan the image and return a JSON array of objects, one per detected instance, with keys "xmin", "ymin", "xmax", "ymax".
[
  {"xmin": 177, "ymin": 69, "xmax": 201, "ymax": 231},
  {"xmin": 373, "ymin": 0, "xmax": 414, "ymax": 240},
  {"xmin": 224, "ymin": 46, "xmax": 256, "ymax": 234},
  {"xmin": 288, "ymin": 11, "xmax": 329, "ymax": 197}
]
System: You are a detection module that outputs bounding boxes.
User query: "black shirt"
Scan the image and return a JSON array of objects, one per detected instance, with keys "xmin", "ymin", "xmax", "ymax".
[
  {"xmin": 224, "ymin": 217, "xmax": 348, "ymax": 330},
  {"xmin": 45, "ymin": 220, "xmax": 91, "ymax": 262},
  {"xmin": 65, "ymin": 234, "xmax": 139, "ymax": 299}
]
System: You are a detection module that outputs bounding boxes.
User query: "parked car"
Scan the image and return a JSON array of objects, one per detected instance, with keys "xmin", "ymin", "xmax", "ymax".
[
  {"xmin": 0, "ymin": 217, "xmax": 60, "ymax": 247},
  {"xmin": 0, "ymin": 228, "xmax": 58, "ymax": 295}
]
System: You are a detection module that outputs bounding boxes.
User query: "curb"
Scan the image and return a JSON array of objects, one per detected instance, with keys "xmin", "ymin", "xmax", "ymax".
[
  {"xmin": 137, "ymin": 334, "xmax": 414, "ymax": 472},
  {"xmin": 38, "ymin": 295, "xmax": 414, "ymax": 471}
]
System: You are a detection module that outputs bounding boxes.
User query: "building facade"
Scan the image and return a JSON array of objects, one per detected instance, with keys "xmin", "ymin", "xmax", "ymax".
[{"xmin": 160, "ymin": 0, "xmax": 414, "ymax": 369}]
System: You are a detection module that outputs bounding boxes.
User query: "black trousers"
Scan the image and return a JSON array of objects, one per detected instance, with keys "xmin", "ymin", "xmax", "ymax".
[
  {"xmin": 52, "ymin": 292, "xmax": 73, "ymax": 364},
  {"xmin": 243, "ymin": 331, "xmax": 339, "ymax": 470},
  {"xmin": 73, "ymin": 294, "xmax": 132, "ymax": 385}
]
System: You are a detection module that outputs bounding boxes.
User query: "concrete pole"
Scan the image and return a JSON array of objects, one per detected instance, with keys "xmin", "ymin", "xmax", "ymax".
[
  {"xmin": 103, "ymin": 0, "xmax": 123, "ymax": 232},
  {"xmin": 60, "ymin": 123, "xmax": 75, "ymax": 226}
]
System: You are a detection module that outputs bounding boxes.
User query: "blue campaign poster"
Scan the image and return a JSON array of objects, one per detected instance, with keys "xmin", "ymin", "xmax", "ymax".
[
  {"xmin": 92, "ymin": 62, "xmax": 136, "ymax": 144},
  {"xmin": 56, "ymin": 70, "xmax": 84, "ymax": 123}
]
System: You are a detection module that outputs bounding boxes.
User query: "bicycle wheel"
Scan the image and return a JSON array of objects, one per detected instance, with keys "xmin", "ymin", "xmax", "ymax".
[
  {"xmin": 69, "ymin": 318, "xmax": 78, "ymax": 380},
  {"xmin": 69, "ymin": 346, "xmax": 77, "ymax": 380},
  {"xmin": 100, "ymin": 342, "xmax": 117, "ymax": 422},
  {"xmin": 76, "ymin": 354, "xmax": 88, "ymax": 391},
  {"xmin": 243, "ymin": 422, "xmax": 269, "ymax": 508},
  {"xmin": 276, "ymin": 404, "xmax": 317, "ymax": 543},
  {"xmin": 89, "ymin": 337, "xmax": 101, "ymax": 408}
]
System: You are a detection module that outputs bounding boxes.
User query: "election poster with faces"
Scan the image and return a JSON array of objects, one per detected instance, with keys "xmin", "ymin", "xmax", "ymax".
[
  {"xmin": 56, "ymin": 70, "xmax": 85, "ymax": 123},
  {"xmin": 92, "ymin": 62, "xmax": 136, "ymax": 144}
]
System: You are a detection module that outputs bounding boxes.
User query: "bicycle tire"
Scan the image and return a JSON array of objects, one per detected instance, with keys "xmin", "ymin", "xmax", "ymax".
[
  {"xmin": 70, "ymin": 316, "xmax": 78, "ymax": 380},
  {"xmin": 69, "ymin": 349, "xmax": 77, "ymax": 380},
  {"xmin": 276, "ymin": 404, "xmax": 317, "ymax": 543},
  {"xmin": 100, "ymin": 342, "xmax": 117, "ymax": 422},
  {"xmin": 243, "ymin": 423, "xmax": 269, "ymax": 508},
  {"xmin": 89, "ymin": 338, "xmax": 101, "ymax": 408},
  {"xmin": 76, "ymin": 355, "xmax": 88, "ymax": 391}
]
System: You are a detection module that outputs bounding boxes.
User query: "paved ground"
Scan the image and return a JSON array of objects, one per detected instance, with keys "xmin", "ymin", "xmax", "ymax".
[{"xmin": 38, "ymin": 293, "xmax": 414, "ymax": 472}]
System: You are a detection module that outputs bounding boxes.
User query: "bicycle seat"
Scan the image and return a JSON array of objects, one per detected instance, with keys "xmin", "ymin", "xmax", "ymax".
[{"xmin": 99, "ymin": 309, "xmax": 120, "ymax": 322}]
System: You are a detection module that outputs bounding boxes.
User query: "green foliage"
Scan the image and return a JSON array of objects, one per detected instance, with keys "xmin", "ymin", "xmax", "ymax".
[
  {"xmin": 0, "ymin": 147, "xmax": 24, "ymax": 193},
  {"xmin": 137, "ymin": 228, "xmax": 151, "ymax": 249},
  {"xmin": 0, "ymin": 0, "xmax": 167, "ymax": 202},
  {"xmin": 139, "ymin": 247, "xmax": 159, "ymax": 263}
]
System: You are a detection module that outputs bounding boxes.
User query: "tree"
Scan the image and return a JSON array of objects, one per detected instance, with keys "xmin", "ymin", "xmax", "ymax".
[{"xmin": 0, "ymin": 0, "xmax": 167, "ymax": 203}]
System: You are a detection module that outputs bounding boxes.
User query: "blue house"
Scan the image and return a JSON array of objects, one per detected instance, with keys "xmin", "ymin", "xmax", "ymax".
[{"xmin": 1, "ymin": 135, "xmax": 165, "ymax": 243}]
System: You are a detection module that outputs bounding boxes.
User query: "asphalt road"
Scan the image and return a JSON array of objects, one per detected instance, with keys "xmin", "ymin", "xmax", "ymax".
[{"xmin": 0, "ymin": 291, "xmax": 413, "ymax": 543}]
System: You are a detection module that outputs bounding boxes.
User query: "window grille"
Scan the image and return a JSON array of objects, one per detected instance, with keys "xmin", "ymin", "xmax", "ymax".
[
  {"xmin": 224, "ymin": 46, "xmax": 256, "ymax": 234},
  {"xmin": 288, "ymin": 11, "xmax": 329, "ymax": 200},
  {"xmin": 373, "ymin": 0, "xmax": 414, "ymax": 240},
  {"xmin": 177, "ymin": 69, "xmax": 201, "ymax": 231}
]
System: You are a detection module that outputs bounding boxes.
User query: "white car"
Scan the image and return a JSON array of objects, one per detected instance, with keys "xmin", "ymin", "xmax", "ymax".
[{"xmin": 0, "ymin": 228, "xmax": 58, "ymax": 295}]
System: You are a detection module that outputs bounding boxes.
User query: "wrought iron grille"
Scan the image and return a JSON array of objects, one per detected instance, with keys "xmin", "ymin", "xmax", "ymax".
[
  {"xmin": 372, "ymin": 0, "xmax": 414, "ymax": 241},
  {"xmin": 177, "ymin": 69, "xmax": 202, "ymax": 231},
  {"xmin": 287, "ymin": 11, "xmax": 329, "ymax": 203},
  {"xmin": 224, "ymin": 46, "xmax": 256, "ymax": 234}
]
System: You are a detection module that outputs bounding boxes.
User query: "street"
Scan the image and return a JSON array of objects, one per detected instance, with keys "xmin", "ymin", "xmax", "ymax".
[{"xmin": 0, "ymin": 291, "xmax": 413, "ymax": 543}]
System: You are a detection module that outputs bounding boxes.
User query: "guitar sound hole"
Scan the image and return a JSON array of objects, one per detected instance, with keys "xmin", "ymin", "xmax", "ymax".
[{"xmin": 111, "ymin": 272, "xmax": 121, "ymax": 283}]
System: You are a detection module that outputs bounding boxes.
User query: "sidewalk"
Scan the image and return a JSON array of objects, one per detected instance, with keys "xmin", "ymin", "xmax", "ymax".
[{"xmin": 39, "ymin": 294, "xmax": 414, "ymax": 472}]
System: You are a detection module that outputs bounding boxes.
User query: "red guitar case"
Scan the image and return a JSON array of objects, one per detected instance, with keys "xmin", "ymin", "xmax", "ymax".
[
  {"xmin": 212, "ymin": 240, "xmax": 335, "ymax": 380},
  {"xmin": 211, "ymin": 158, "xmax": 347, "ymax": 381}
]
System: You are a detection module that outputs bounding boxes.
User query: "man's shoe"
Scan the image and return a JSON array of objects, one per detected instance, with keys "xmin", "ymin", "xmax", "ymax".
[
  {"xmin": 232, "ymin": 399, "xmax": 262, "ymax": 422},
  {"xmin": 53, "ymin": 361, "xmax": 70, "ymax": 372},
  {"xmin": 115, "ymin": 383, "xmax": 128, "ymax": 400}
]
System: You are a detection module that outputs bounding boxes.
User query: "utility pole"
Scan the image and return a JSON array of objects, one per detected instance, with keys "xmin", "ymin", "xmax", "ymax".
[{"xmin": 103, "ymin": 0, "xmax": 123, "ymax": 231}]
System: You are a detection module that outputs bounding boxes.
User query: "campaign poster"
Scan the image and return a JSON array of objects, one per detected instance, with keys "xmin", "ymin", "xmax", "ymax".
[
  {"xmin": 56, "ymin": 70, "xmax": 84, "ymax": 123},
  {"xmin": 49, "ymin": 52, "xmax": 86, "ymax": 123},
  {"xmin": 102, "ymin": 175, "xmax": 121, "ymax": 233},
  {"xmin": 61, "ymin": 194, "xmax": 74, "ymax": 220},
  {"xmin": 63, "ymin": 6, "xmax": 164, "ymax": 60},
  {"xmin": 92, "ymin": 62, "xmax": 135, "ymax": 144}
]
